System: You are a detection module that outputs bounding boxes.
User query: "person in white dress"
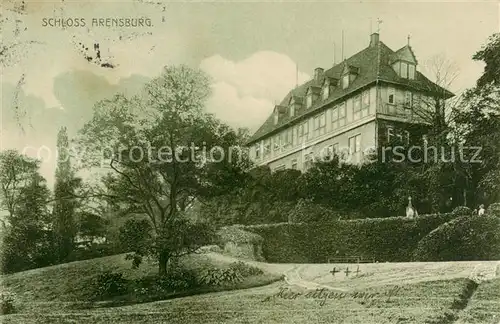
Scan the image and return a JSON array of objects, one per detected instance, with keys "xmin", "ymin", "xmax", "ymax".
[{"xmin": 478, "ymin": 204, "xmax": 485, "ymax": 216}]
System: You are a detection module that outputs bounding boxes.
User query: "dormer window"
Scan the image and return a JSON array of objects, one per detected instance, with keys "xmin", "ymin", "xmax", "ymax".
[
  {"xmin": 290, "ymin": 105, "xmax": 295, "ymax": 117},
  {"xmin": 342, "ymin": 75, "xmax": 349, "ymax": 89},
  {"xmin": 341, "ymin": 65, "xmax": 358, "ymax": 89},
  {"xmin": 393, "ymin": 61, "xmax": 416, "ymax": 80},
  {"xmin": 305, "ymin": 86, "xmax": 320, "ymax": 108},
  {"xmin": 273, "ymin": 111, "xmax": 278, "ymax": 125},
  {"xmin": 322, "ymin": 84, "xmax": 329, "ymax": 100},
  {"xmin": 322, "ymin": 78, "xmax": 337, "ymax": 100},
  {"xmin": 401, "ymin": 62, "xmax": 408, "ymax": 78},
  {"xmin": 409, "ymin": 64, "xmax": 415, "ymax": 79},
  {"xmin": 306, "ymin": 94, "xmax": 312, "ymax": 108}
]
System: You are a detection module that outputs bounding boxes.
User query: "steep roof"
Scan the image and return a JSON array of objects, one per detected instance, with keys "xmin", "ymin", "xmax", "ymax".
[
  {"xmin": 391, "ymin": 45, "xmax": 418, "ymax": 64},
  {"xmin": 247, "ymin": 39, "xmax": 454, "ymax": 145}
]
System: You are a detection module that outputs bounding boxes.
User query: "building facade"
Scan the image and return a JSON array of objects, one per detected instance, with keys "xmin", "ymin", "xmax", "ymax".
[{"xmin": 246, "ymin": 33, "xmax": 454, "ymax": 172}]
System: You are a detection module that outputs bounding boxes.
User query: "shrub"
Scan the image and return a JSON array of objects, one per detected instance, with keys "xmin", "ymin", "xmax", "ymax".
[
  {"xmin": 412, "ymin": 215, "xmax": 500, "ymax": 261},
  {"xmin": 216, "ymin": 227, "xmax": 263, "ymax": 247},
  {"xmin": 133, "ymin": 267, "xmax": 199, "ymax": 295},
  {"xmin": 93, "ymin": 271, "xmax": 129, "ymax": 298},
  {"xmin": 244, "ymin": 213, "xmax": 455, "ymax": 263},
  {"xmin": 0, "ymin": 292, "xmax": 16, "ymax": 315},
  {"xmin": 197, "ymin": 245, "xmax": 223, "ymax": 253},
  {"xmin": 451, "ymin": 206, "xmax": 472, "ymax": 217},
  {"xmin": 487, "ymin": 202, "xmax": 500, "ymax": 216},
  {"xmin": 162, "ymin": 267, "xmax": 199, "ymax": 291},
  {"xmin": 199, "ymin": 267, "xmax": 243, "ymax": 286},
  {"xmin": 228, "ymin": 261, "xmax": 263, "ymax": 277}
]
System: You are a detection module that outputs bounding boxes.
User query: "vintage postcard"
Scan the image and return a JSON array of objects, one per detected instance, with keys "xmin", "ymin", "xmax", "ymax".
[{"xmin": 1, "ymin": 0, "xmax": 500, "ymax": 323}]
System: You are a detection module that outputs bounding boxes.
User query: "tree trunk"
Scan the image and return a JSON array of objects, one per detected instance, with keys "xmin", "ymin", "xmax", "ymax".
[{"xmin": 158, "ymin": 250, "xmax": 170, "ymax": 276}]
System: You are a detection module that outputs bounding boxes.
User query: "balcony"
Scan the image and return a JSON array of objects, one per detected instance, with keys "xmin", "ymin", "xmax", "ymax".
[{"xmin": 379, "ymin": 103, "xmax": 428, "ymax": 124}]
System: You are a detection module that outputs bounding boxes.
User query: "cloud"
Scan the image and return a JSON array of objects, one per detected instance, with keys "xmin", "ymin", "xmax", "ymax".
[
  {"xmin": 205, "ymin": 82, "xmax": 274, "ymax": 130},
  {"xmin": 200, "ymin": 51, "xmax": 309, "ymax": 131}
]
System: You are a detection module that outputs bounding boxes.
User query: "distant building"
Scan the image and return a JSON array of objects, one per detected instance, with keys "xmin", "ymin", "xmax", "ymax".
[{"xmin": 246, "ymin": 33, "xmax": 454, "ymax": 172}]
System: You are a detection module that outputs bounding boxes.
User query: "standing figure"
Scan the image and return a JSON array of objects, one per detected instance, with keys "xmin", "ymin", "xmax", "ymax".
[
  {"xmin": 478, "ymin": 204, "xmax": 485, "ymax": 216},
  {"xmin": 406, "ymin": 196, "xmax": 417, "ymax": 218}
]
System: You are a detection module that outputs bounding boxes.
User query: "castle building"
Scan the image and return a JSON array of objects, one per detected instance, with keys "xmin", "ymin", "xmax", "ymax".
[{"xmin": 246, "ymin": 33, "xmax": 454, "ymax": 171}]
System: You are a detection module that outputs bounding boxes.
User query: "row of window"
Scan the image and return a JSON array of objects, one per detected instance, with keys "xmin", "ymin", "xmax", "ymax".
[
  {"xmin": 272, "ymin": 134, "xmax": 362, "ymax": 172},
  {"xmin": 393, "ymin": 61, "xmax": 416, "ymax": 80},
  {"xmin": 257, "ymin": 90, "xmax": 372, "ymax": 159},
  {"xmin": 387, "ymin": 88, "xmax": 414, "ymax": 108}
]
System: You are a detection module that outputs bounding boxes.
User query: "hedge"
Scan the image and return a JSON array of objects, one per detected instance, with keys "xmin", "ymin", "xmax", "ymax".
[
  {"xmin": 242, "ymin": 213, "xmax": 456, "ymax": 263},
  {"xmin": 413, "ymin": 215, "xmax": 500, "ymax": 261}
]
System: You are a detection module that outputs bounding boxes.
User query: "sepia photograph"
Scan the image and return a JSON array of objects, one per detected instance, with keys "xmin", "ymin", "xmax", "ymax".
[{"xmin": 1, "ymin": 0, "xmax": 499, "ymax": 323}]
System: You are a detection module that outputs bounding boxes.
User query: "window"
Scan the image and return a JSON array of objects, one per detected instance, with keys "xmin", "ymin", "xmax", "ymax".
[
  {"xmin": 404, "ymin": 91, "xmax": 413, "ymax": 107},
  {"xmin": 274, "ymin": 165, "xmax": 285, "ymax": 172},
  {"xmin": 314, "ymin": 113, "xmax": 326, "ymax": 136},
  {"xmin": 292, "ymin": 126, "xmax": 297, "ymax": 146},
  {"xmin": 348, "ymin": 134, "xmax": 361, "ymax": 154},
  {"xmin": 279, "ymin": 132, "xmax": 286, "ymax": 151},
  {"xmin": 273, "ymin": 112, "xmax": 278, "ymax": 125},
  {"xmin": 291, "ymin": 159, "xmax": 298, "ymax": 170},
  {"xmin": 362, "ymin": 90, "xmax": 370, "ymax": 107},
  {"xmin": 304, "ymin": 152, "xmax": 314, "ymax": 170},
  {"xmin": 286, "ymin": 129, "xmax": 293, "ymax": 148},
  {"xmin": 338, "ymin": 102, "xmax": 346, "ymax": 127},
  {"xmin": 303, "ymin": 121, "xmax": 309, "ymax": 137},
  {"xmin": 263, "ymin": 139, "xmax": 271, "ymax": 157},
  {"xmin": 273, "ymin": 135, "xmax": 280, "ymax": 152},
  {"xmin": 255, "ymin": 143, "xmax": 261, "ymax": 159},
  {"xmin": 401, "ymin": 62, "xmax": 408, "ymax": 78},
  {"xmin": 306, "ymin": 94, "xmax": 313, "ymax": 108},
  {"xmin": 322, "ymin": 85, "xmax": 329, "ymax": 100},
  {"xmin": 298, "ymin": 121, "xmax": 309, "ymax": 141},
  {"xmin": 342, "ymin": 74, "xmax": 349, "ymax": 89},
  {"xmin": 353, "ymin": 95, "xmax": 362, "ymax": 121},
  {"xmin": 290, "ymin": 105, "xmax": 295, "ymax": 117},
  {"xmin": 326, "ymin": 144, "xmax": 338, "ymax": 159},
  {"xmin": 388, "ymin": 87, "xmax": 395, "ymax": 104},
  {"xmin": 408, "ymin": 64, "xmax": 415, "ymax": 80},
  {"xmin": 331, "ymin": 107, "xmax": 339, "ymax": 130}
]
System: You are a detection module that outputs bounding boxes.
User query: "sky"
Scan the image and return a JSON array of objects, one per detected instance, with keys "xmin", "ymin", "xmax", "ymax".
[{"xmin": 1, "ymin": 0, "xmax": 499, "ymax": 187}]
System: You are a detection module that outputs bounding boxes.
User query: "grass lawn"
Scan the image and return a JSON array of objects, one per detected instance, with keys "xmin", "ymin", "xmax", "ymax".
[
  {"xmin": 455, "ymin": 277, "xmax": 500, "ymax": 324},
  {"xmin": 0, "ymin": 252, "xmax": 281, "ymax": 314},
  {"xmin": 1, "ymin": 277, "xmax": 481, "ymax": 323},
  {"xmin": 1, "ymin": 254, "xmax": 498, "ymax": 323}
]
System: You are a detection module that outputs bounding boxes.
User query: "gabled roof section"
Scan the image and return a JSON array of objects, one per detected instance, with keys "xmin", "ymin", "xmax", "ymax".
[
  {"xmin": 289, "ymin": 95, "xmax": 303, "ymax": 105},
  {"xmin": 247, "ymin": 38, "xmax": 455, "ymax": 145},
  {"xmin": 342, "ymin": 63, "xmax": 359, "ymax": 75},
  {"xmin": 391, "ymin": 45, "xmax": 418, "ymax": 64},
  {"xmin": 306, "ymin": 85, "xmax": 321, "ymax": 95},
  {"xmin": 322, "ymin": 76, "xmax": 339, "ymax": 87},
  {"xmin": 274, "ymin": 105, "xmax": 287, "ymax": 114}
]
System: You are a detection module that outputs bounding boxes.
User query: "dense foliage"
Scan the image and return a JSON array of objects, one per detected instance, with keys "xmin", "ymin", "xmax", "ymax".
[
  {"xmin": 413, "ymin": 215, "xmax": 500, "ymax": 261},
  {"xmin": 240, "ymin": 213, "xmax": 456, "ymax": 263}
]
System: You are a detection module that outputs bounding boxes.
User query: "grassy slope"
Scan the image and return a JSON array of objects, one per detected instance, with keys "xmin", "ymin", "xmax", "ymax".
[
  {"xmin": 1, "ymin": 254, "xmax": 499, "ymax": 324},
  {"xmin": 456, "ymin": 278, "xmax": 500, "ymax": 324},
  {"xmin": 2, "ymin": 278, "xmax": 474, "ymax": 323},
  {"xmin": 0, "ymin": 253, "xmax": 280, "ymax": 313}
]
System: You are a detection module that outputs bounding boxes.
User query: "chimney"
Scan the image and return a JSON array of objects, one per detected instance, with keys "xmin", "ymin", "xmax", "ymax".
[
  {"xmin": 370, "ymin": 33, "xmax": 379, "ymax": 47},
  {"xmin": 314, "ymin": 67, "xmax": 324, "ymax": 82}
]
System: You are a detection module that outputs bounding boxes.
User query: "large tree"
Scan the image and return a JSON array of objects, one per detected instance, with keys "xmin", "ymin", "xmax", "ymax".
[
  {"xmin": 77, "ymin": 65, "xmax": 245, "ymax": 274},
  {"xmin": 52, "ymin": 126, "xmax": 80, "ymax": 261},
  {"xmin": 0, "ymin": 150, "xmax": 54, "ymax": 272}
]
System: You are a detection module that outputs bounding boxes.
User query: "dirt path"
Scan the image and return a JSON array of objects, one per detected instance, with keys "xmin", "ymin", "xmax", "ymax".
[{"xmin": 206, "ymin": 253, "xmax": 500, "ymax": 291}]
